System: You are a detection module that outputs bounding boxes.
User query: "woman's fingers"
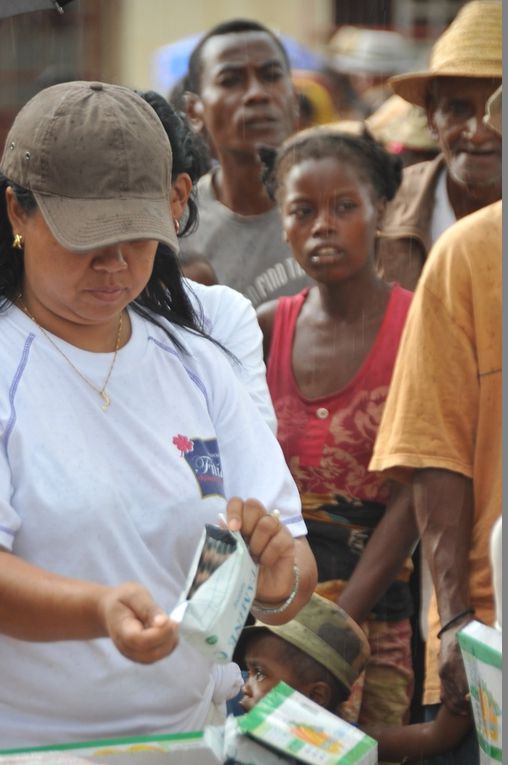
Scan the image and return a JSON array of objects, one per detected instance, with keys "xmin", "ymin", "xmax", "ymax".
[
  {"xmin": 226, "ymin": 498, "xmax": 293, "ymax": 562},
  {"xmin": 100, "ymin": 582, "xmax": 179, "ymax": 664}
]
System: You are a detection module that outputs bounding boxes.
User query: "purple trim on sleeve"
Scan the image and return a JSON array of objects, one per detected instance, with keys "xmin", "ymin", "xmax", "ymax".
[
  {"xmin": 148, "ymin": 335, "xmax": 211, "ymax": 415},
  {"xmin": 283, "ymin": 514, "xmax": 307, "ymax": 528},
  {"xmin": 2, "ymin": 334, "xmax": 34, "ymax": 451}
]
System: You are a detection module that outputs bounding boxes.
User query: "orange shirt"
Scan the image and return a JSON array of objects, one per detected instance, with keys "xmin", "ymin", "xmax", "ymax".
[{"xmin": 369, "ymin": 201, "xmax": 502, "ymax": 703}]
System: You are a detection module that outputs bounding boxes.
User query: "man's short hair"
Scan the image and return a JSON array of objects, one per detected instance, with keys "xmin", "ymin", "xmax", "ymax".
[{"xmin": 185, "ymin": 19, "xmax": 291, "ymax": 95}]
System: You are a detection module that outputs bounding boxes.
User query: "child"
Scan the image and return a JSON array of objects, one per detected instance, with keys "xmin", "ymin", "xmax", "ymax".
[
  {"xmin": 236, "ymin": 591, "xmax": 370, "ymax": 714},
  {"xmin": 258, "ymin": 126, "xmax": 418, "ymax": 730},
  {"xmin": 235, "ymin": 594, "xmax": 472, "ymax": 762}
]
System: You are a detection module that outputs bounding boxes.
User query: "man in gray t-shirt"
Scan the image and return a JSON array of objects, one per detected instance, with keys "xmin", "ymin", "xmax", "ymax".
[{"xmin": 182, "ymin": 19, "xmax": 310, "ymax": 308}]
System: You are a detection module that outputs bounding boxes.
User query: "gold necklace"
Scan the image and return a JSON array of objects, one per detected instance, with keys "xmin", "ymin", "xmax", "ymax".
[{"xmin": 18, "ymin": 298, "xmax": 123, "ymax": 411}]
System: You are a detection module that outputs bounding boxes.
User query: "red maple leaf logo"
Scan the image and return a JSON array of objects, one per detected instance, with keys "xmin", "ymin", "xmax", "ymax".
[{"xmin": 172, "ymin": 434, "xmax": 194, "ymax": 455}]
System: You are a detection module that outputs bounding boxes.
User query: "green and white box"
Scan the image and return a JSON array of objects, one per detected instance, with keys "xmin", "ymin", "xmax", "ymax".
[
  {"xmin": 0, "ymin": 732, "xmax": 221, "ymax": 765},
  {"xmin": 236, "ymin": 682, "xmax": 377, "ymax": 764},
  {"xmin": 458, "ymin": 620, "xmax": 502, "ymax": 764}
]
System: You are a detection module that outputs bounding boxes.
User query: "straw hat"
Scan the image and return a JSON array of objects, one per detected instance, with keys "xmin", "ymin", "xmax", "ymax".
[
  {"xmin": 329, "ymin": 26, "xmax": 418, "ymax": 77},
  {"xmin": 389, "ymin": 1, "xmax": 502, "ymax": 108},
  {"xmin": 366, "ymin": 95, "xmax": 439, "ymax": 152}
]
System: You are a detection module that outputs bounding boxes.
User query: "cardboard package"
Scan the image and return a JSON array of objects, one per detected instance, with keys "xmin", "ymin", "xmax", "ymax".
[
  {"xmin": 0, "ymin": 732, "xmax": 221, "ymax": 765},
  {"xmin": 457, "ymin": 620, "xmax": 502, "ymax": 765},
  {"xmin": 234, "ymin": 682, "xmax": 377, "ymax": 764}
]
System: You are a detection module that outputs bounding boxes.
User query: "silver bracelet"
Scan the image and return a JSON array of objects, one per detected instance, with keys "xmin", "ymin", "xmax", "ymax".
[{"xmin": 251, "ymin": 564, "xmax": 300, "ymax": 615}]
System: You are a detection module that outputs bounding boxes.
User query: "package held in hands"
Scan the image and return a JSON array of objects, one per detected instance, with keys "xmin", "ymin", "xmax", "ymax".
[{"xmin": 171, "ymin": 523, "xmax": 258, "ymax": 662}]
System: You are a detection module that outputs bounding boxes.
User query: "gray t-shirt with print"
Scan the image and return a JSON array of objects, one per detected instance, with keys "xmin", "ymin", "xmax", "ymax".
[{"xmin": 180, "ymin": 170, "xmax": 310, "ymax": 308}]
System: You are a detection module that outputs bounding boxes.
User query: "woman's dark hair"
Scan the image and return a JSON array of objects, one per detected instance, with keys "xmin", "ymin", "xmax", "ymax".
[
  {"xmin": 137, "ymin": 89, "xmax": 211, "ymax": 237},
  {"xmin": 0, "ymin": 177, "xmax": 209, "ymax": 351},
  {"xmin": 263, "ymin": 126, "xmax": 403, "ymax": 205},
  {"xmin": 0, "ymin": 180, "xmax": 34, "ymax": 305}
]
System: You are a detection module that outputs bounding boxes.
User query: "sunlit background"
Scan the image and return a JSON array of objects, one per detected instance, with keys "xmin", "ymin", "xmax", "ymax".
[{"xmin": 0, "ymin": 0, "xmax": 469, "ymax": 151}]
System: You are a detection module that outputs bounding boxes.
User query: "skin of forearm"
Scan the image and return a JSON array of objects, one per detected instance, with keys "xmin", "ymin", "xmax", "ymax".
[
  {"xmin": 364, "ymin": 712, "xmax": 471, "ymax": 761},
  {"xmin": 0, "ymin": 550, "xmax": 108, "ymax": 641},
  {"xmin": 413, "ymin": 469, "xmax": 473, "ymax": 622},
  {"xmin": 338, "ymin": 483, "xmax": 418, "ymax": 624}
]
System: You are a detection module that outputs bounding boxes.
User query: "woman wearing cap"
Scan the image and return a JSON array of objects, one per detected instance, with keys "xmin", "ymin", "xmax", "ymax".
[
  {"xmin": 376, "ymin": 0, "xmax": 502, "ymax": 291},
  {"xmin": 0, "ymin": 81, "xmax": 317, "ymax": 748}
]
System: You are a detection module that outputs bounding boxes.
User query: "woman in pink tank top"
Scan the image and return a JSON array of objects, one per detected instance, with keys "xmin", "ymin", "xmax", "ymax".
[{"xmin": 258, "ymin": 127, "xmax": 418, "ymax": 735}]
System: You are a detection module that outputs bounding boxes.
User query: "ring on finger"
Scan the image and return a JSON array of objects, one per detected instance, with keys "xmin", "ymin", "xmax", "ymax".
[{"xmin": 269, "ymin": 508, "xmax": 281, "ymax": 531}]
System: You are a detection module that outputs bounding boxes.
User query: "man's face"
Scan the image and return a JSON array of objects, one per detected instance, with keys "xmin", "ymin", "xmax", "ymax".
[
  {"xmin": 188, "ymin": 31, "xmax": 297, "ymax": 159},
  {"xmin": 427, "ymin": 77, "xmax": 502, "ymax": 189}
]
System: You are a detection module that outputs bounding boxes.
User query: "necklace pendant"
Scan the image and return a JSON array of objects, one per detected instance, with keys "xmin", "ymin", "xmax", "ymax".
[{"xmin": 100, "ymin": 390, "xmax": 111, "ymax": 411}]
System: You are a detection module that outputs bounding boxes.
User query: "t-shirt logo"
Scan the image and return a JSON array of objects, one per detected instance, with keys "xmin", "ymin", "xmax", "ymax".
[{"xmin": 172, "ymin": 434, "xmax": 225, "ymax": 498}]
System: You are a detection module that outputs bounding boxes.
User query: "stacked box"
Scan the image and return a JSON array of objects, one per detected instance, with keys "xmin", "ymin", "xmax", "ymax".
[
  {"xmin": 0, "ymin": 732, "xmax": 221, "ymax": 765},
  {"xmin": 458, "ymin": 620, "xmax": 502, "ymax": 764},
  {"xmin": 236, "ymin": 682, "xmax": 377, "ymax": 764}
]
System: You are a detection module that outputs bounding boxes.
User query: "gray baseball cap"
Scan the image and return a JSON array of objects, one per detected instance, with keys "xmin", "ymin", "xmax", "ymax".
[{"xmin": 0, "ymin": 81, "xmax": 178, "ymax": 252}]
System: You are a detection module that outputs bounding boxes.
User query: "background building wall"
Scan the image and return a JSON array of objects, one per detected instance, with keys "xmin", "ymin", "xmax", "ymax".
[{"xmin": 104, "ymin": 0, "xmax": 333, "ymax": 90}]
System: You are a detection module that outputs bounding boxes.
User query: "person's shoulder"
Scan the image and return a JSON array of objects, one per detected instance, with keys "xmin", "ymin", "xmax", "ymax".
[
  {"xmin": 184, "ymin": 280, "xmax": 254, "ymax": 332},
  {"xmin": 195, "ymin": 169, "xmax": 214, "ymax": 196},
  {"xmin": 0, "ymin": 305, "xmax": 37, "ymax": 388},
  {"xmin": 400, "ymin": 153, "xmax": 443, "ymax": 185},
  {"xmin": 426, "ymin": 200, "xmax": 502, "ymax": 274},
  {"xmin": 443, "ymin": 199, "xmax": 503, "ymax": 237},
  {"xmin": 186, "ymin": 279, "xmax": 252, "ymax": 312}
]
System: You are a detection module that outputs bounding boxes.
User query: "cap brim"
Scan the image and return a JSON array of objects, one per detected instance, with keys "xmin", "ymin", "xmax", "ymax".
[
  {"xmin": 233, "ymin": 620, "xmax": 355, "ymax": 693},
  {"xmin": 34, "ymin": 192, "xmax": 179, "ymax": 253},
  {"xmin": 233, "ymin": 625, "xmax": 270, "ymax": 670}
]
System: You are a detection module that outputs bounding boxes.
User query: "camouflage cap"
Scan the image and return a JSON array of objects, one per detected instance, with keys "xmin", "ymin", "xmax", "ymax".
[{"xmin": 234, "ymin": 594, "xmax": 370, "ymax": 694}]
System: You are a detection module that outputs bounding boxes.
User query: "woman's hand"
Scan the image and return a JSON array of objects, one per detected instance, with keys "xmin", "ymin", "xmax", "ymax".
[
  {"xmin": 225, "ymin": 497, "xmax": 317, "ymax": 624},
  {"xmin": 226, "ymin": 497, "xmax": 295, "ymax": 605},
  {"xmin": 98, "ymin": 582, "xmax": 179, "ymax": 664}
]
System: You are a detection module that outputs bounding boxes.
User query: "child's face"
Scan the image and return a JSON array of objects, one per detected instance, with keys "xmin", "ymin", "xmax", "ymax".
[
  {"xmin": 280, "ymin": 157, "xmax": 382, "ymax": 284},
  {"xmin": 240, "ymin": 632, "xmax": 303, "ymax": 713}
]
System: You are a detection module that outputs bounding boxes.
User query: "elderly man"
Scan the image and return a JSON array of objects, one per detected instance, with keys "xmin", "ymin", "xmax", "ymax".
[
  {"xmin": 181, "ymin": 19, "xmax": 310, "ymax": 307},
  {"xmin": 370, "ymin": 86, "xmax": 502, "ymax": 765},
  {"xmin": 376, "ymin": 0, "xmax": 501, "ymax": 290}
]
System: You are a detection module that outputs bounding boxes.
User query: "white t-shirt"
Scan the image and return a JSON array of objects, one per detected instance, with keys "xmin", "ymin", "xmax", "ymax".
[
  {"xmin": 180, "ymin": 170, "xmax": 311, "ymax": 308},
  {"xmin": 184, "ymin": 279, "xmax": 276, "ymax": 433},
  {"xmin": 0, "ymin": 304, "xmax": 305, "ymax": 747}
]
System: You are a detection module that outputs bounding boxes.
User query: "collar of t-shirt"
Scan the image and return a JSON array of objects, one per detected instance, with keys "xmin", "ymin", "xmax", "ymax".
[{"xmin": 430, "ymin": 167, "xmax": 456, "ymax": 246}]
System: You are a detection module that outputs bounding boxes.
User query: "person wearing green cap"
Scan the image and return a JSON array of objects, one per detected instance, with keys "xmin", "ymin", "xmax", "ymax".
[{"xmin": 235, "ymin": 594, "xmax": 472, "ymax": 762}]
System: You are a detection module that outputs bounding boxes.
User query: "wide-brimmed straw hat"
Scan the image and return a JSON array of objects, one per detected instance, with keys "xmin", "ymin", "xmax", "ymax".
[
  {"xmin": 0, "ymin": 81, "xmax": 178, "ymax": 252},
  {"xmin": 389, "ymin": 1, "xmax": 502, "ymax": 108}
]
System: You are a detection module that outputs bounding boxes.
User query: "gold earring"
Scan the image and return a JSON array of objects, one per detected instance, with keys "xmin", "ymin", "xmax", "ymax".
[
  {"xmin": 173, "ymin": 219, "xmax": 180, "ymax": 235},
  {"xmin": 12, "ymin": 233, "xmax": 24, "ymax": 250}
]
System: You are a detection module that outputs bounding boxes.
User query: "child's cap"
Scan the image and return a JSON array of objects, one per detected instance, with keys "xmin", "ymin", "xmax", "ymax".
[{"xmin": 234, "ymin": 594, "xmax": 370, "ymax": 694}]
